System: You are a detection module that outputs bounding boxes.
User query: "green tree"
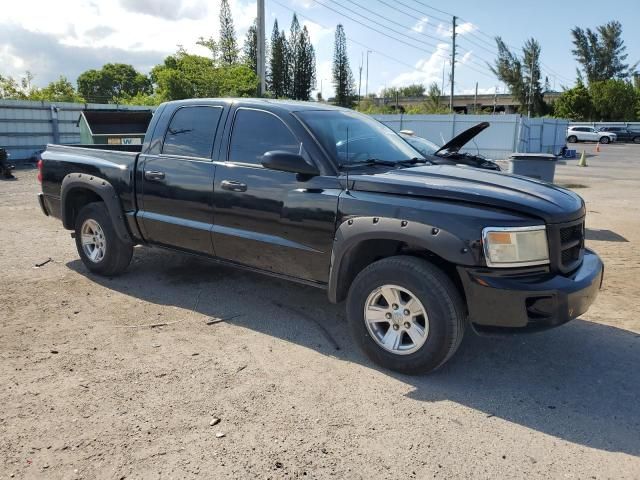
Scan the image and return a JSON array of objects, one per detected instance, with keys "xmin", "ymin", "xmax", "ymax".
[
  {"xmin": 589, "ymin": 79, "xmax": 637, "ymax": 121},
  {"xmin": 77, "ymin": 63, "xmax": 150, "ymax": 103},
  {"xmin": 30, "ymin": 77, "xmax": 84, "ymax": 102},
  {"xmin": 151, "ymin": 49, "xmax": 218, "ymax": 100},
  {"xmin": 425, "ymin": 82, "xmax": 446, "ymax": 112},
  {"xmin": 213, "ymin": 64, "xmax": 259, "ymax": 97},
  {"xmin": 151, "ymin": 48, "xmax": 258, "ymax": 101},
  {"xmin": 400, "ymin": 84, "xmax": 425, "ymax": 97},
  {"xmin": 219, "ymin": 0, "xmax": 238, "ymax": 65},
  {"xmin": 268, "ymin": 20, "xmax": 289, "ymax": 98},
  {"xmin": 287, "ymin": 15, "xmax": 315, "ymax": 100},
  {"xmin": 196, "ymin": 36, "xmax": 219, "ymax": 63},
  {"xmin": 491, "ymin": 37, "xmax": 546, "ymax": 116},
  {"xmin": 0, "ymin": 74, "xmax": 25, "ymax": 99},
  {"xmin": 552, "ymin": 81, "xmax": 593, "ymax": 120},
  {"xmin": 243, "ymin": 20, "xmax": 258, "ymax": 75},
  {"xmin": 332, "ymin": 24, "xmax": 355, "ymax": 107},
  {"xmin": 571, "ymin": 21, "xmax": 635, "ymax": 83}
]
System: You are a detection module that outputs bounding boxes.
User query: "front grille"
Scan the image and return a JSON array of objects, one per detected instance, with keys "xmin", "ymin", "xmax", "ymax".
[
  {"xmin": 550, "ymin": 219, "xmax": 585, "ymax": 273},
  {"xmin": 560, "ymin": 223, "xmax": 583, "ymax": 244}
]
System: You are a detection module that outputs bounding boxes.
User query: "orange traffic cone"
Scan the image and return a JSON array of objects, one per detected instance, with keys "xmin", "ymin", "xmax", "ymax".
[{"xmin": 596, "ymin": 143, "xmax": 600, "ymax": 153}]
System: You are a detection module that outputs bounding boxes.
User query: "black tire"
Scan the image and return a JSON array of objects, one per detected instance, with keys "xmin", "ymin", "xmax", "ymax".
[
  {"xmin": 633, "ymin": 137, "xmax": 640, "ymax": 144},
  {"xmin": 567, "ymin": 135, "xmax": 578, "ymax": 143},
  {"xmin": 346, "ymin": 256, "xmax": 466, "ymax": 375},
  {"xmin": 74, "ymin": 202, "xmax": 133, "ymax": 276},
  {"xmin": 599, "ymin": 136, "xmax": 610, "ymax": 144}
]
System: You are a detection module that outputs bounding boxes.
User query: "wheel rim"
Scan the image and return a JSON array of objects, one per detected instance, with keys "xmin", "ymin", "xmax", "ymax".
[
  {"xmin": 364, "ymin": 284, "xmax": 429, "ymax": 355},
  {"xmin": 81, "ymin": 219, "xmax": 107, "ymax": 263}
]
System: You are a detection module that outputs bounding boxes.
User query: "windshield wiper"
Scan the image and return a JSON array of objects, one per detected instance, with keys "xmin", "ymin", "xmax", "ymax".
[
  {"xmin": 339, "ymin": 158, "xmax": 397, "ymax": 169},
  {"xmin": 396, "ymin": 157, "xmax": 432, "ymax": 166}
]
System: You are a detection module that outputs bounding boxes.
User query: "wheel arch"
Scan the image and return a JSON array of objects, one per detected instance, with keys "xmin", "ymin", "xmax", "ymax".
[
  {"xmin": 328, "ymin": 217, "xmax": 476, "ymax": 303},
  {"xmin": 61, "ymin": 173, "xmax": 132, "ymax": 244}
]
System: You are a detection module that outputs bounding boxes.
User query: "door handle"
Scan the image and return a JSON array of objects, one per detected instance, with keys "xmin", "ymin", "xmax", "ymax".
[
  {"xmin": 145, "ymin": 170, "xmax": 165, "ymax": 181},
  {"xmin": 220, "ymin": 180, "xmax": 247, "ymax": 192}
]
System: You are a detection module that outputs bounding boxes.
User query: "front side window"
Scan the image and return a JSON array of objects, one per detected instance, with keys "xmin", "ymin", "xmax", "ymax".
[
  {"xmin": 296, "ymin": 110, "xmax": 421, "ymax": 166},
  {"xmin": 162, "ymin": 106, "xmax": 222, "ymax": 158},
  {"xmin": 228, "ymin": 109, "xmax": 300, "ymax": 165}
]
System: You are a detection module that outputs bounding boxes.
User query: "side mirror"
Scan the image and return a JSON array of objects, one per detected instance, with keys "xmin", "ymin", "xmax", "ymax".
[{"xmin": 261, "ymin": 151, "xmax": 320, "ymax": 176}]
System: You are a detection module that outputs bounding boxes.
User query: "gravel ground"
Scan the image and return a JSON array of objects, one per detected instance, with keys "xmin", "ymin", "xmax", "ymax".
[{"xmin": 1, "ymin": 144, "xmax": 639, "ymax": 479}]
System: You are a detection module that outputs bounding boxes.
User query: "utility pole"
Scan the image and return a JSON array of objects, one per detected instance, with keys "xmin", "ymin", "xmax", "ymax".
[
  {"xmin": 257, "ymin": 0, "xmax": 266, "ymax": 96},
  {"xmin": 441, "ymin": 60, "xmax": 446, "ymax": 108},
  {"xmin": 474, "ymin": 82, "xmax": 478, "ymax": 114},
  {"xmin": 365, "ymin": 50, "xmax": 372, "ymax": 98},
  {"xmin": 450, "ymin": 16, "xmax": 456, "ymax": 112},
  {"xmin": 358, "ymin": 51, "xmax": 363, "ymax": 104}
]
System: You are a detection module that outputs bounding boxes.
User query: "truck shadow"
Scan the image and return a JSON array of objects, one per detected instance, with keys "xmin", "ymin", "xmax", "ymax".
[{"xmin": 67, "ymin": 248, "xmax": 640, "ymax": 457}]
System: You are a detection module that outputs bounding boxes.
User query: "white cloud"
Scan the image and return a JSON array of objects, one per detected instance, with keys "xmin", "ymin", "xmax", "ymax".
[
  {"xmin": 436, "ymin": 21, "xmax": 476, "ymax": 39},
  {"xmin": 291, "ymin": 0, "xmax": 317, "ymax": 9},
  {"xmin": 119, "ymin": 0, "xmax": 209, "ymax": 21},
  {"xmin": 388, "ymin": 43, "xmax": 450, "ymax": 91},
  {"xmin": 313, "ymin": 59, "xmax": 333, "ymax": 99},
  {"xmin": 460, "ymin": 86, "xmax": 497, "ymax": 95},
  {"xmin": 302, "ymin": 20, "xmax": 332, "ymax": 48},
  {"xmin": 0, "ymin": 0, "xmax": 260, "ymax": 85},
  {"xmin": 411, "ymin": 17, "xmax": 429, "ymax": 34}
]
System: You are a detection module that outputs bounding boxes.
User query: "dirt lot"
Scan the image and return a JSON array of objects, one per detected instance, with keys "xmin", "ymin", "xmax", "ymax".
[{"xmin": 1, "ymin": 144, "xmax": 639, "ymax": 479}]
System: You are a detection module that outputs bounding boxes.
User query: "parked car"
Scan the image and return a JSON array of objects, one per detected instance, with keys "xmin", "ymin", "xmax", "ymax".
[
  {"xmin": 597, "ymin": 126, "xmax": 640, "ymax": 144},
  {"xmin": 37, "ymin": 99, "xmax": 604, "ymax": 374},
  {"xmin": 566, "ymin": 126, "xmax": 616, "ymax": 144},
  {"xmin": 398, "ymin": 123, "xmax": 501, "ymax": 171}
]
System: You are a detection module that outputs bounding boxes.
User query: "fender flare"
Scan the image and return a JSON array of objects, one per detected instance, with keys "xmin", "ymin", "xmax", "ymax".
[
  {"xmin": 61, "ymin": 173, "xmax": 133, "ymax": 244},
  {"xmin": 327, "ymin": 216, "xmax": 478, "ymax": 303}
]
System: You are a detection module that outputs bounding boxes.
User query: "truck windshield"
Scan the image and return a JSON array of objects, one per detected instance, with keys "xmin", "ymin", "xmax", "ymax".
[{"xmin": 296, "ymin": 110, "xmax": 423, "ymax": 167}]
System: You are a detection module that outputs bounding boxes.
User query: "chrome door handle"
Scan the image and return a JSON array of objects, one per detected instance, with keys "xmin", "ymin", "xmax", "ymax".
[
  {"xmin": 220, "ymin": 180, "xmax": 247, "ymax": 192},
  {"xmin": 144, "ymin": 170, "xmax": 165, "ymax": 181}
]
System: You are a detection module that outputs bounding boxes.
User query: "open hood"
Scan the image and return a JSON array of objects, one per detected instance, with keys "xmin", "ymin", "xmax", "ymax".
[{"xmin": 435, "ymin": 122, "xmax": 490, "ymax": 155}]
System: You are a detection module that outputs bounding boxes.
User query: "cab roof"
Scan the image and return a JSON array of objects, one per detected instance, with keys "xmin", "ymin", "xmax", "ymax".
[{"xmin": 161, "ymin": 98, "xmax": 349, "ymax": 113}]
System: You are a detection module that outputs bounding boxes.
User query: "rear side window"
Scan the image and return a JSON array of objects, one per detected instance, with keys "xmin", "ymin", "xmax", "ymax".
[
  {"xmin": 162, "ymin": 106, "xmax": 222, "ymax": 158},
  {"xmin": 228, "ymin": 109, "xmax": 300, "ymax": 165}
]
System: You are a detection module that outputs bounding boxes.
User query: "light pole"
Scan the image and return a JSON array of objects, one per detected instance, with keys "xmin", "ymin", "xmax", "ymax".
[{"xmin": 365, "ymin": 50, "xmax": 372, "ymax": 98}]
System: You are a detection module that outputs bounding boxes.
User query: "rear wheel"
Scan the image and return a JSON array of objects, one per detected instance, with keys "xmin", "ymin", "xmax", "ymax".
[
  {"xmin": 567, "ymin": 135, "xmax": 578, "ymax": 143},
  {"xmin": 74, "ymin": 202, "xmax": 133, "ymax": 276},
  {"xmin": 599, "ymin": 136, "xmax": 610, "ymax": 144},
  {"xmin": 346, "ymin": 256, "xmax": 466, "ymax": 375},
  {"xmin": 633, "ymin": 136, "xmax": 640, "ymax": 144}
]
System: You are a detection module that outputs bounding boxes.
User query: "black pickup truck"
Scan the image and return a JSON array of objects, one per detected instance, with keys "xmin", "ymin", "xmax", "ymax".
[{"xmin": 38, "ymin": 99, "xmax": 604, "ymax": 374}]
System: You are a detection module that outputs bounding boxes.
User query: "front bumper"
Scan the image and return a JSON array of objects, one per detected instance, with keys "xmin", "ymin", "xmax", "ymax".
[{"xmin": 457, "ymin": 249, "xmax": 603, "ymax": 332}]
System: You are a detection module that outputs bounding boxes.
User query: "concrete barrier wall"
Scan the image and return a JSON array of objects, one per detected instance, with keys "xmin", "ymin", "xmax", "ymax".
[
  {"xmin": 1, "ymin": 100, "xmax": 572, "ymax": 162},
  {"xmin": 372, "ymin": 114, "xmax": 569, "ymax": 160},
  {"xmin": 0, "ymin": 99, "xmax": 153, "ymax": 161}
]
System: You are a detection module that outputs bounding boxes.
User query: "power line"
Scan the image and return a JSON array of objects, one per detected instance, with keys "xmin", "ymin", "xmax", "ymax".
[
  {"xmin": 269, "ymin": 0, "xmax": 433, "ymax": 78},
  {"xmin": 309, "ymin": 0, "xmax": 496, "ymax": 79},
  {"xmin": 344, "ymin": 0, "xmax": 449, "ymax": 47},
  {"xmin": 312, "ymin": 0, "xmax": 445, "ymax": 56}
]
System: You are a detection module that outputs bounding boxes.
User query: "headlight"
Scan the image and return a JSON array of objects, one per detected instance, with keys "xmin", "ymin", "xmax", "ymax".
[{"xmin": 482, "ymin": 226, "xmax": 549, "ymax": 268}]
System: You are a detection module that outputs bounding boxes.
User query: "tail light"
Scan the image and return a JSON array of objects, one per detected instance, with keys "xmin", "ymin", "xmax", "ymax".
[{"xmin": 37, "ymin": 159, "xmax": 43, "ymax": 183}]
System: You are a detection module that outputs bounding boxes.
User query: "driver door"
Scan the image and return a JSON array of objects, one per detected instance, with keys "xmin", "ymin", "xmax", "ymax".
[{"xmin": 211, "ymin": 107, "xmax": 339, "ymax": 283}]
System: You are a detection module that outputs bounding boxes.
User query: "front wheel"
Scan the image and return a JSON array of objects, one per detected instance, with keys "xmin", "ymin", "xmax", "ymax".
[
  {"xmin": 567, "ymin": 135, "xmax": 578, "ymax": 143},
  {"xmin": 633, "ymin": 136, "xmax": 640, "ymax": 144},
  {"xmin": 74, "ymin": 202, "xmax": 133, "ymax": 276},
  {"xmin": 599, "ymin": 136, "xmax": 610, "ymax": 144},
  {"xmin": 346, "ymin": 256, "xmax": 466, "ymax": 375}
]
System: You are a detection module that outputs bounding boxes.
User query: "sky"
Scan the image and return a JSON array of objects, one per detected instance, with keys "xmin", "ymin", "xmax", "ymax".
[{"xmin": 1, "ymin": 0, "xmax": 639, "ymax": 100}]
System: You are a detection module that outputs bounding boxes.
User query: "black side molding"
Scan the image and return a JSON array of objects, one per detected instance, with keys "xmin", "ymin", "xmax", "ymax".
[{"xmin": 60, "ymin": 173, "xmax": 133, "ymax": 244}]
